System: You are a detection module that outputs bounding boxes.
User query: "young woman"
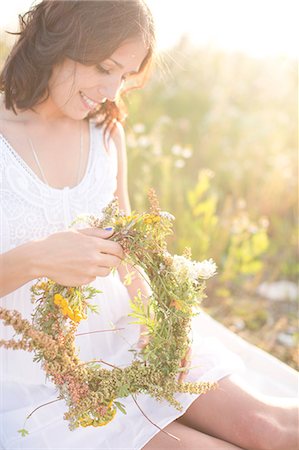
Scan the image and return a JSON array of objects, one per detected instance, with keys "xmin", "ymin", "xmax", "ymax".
[{"xmin": 0, "ymin": 1, "xmax": 298, "ymax": 449}]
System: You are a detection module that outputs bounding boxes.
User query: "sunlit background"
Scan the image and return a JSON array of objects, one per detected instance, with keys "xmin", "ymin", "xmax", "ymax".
[
  {"xmin": 0, "ymin": 1, "xmax": 298, "ymax": 368},
  {"xmin": 0, "ymin": 0, "xmax": 298, "ymax": 57}
]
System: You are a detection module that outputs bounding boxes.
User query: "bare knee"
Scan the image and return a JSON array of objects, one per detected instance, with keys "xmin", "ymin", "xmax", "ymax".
[
  {"xmin": 237, "ymin": 410, "xmax": 284, "ymax": 450},
  {"xmin": 142, "ymin": 420, "xmax": 244, "ymax": 449}
]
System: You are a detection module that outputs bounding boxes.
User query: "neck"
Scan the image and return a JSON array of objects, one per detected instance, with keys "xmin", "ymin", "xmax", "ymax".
[{"xmin": 15, "ymin": 97, "xmax": 68, "ymax": 125}]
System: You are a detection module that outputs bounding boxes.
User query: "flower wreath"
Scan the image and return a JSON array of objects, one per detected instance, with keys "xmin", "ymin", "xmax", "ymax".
[{"xmin": 0, "ymin": 190, "xmax": 218, "ymax": 435}]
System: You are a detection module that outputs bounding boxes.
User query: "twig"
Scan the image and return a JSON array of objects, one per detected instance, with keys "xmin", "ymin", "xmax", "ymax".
[
  {"xmin": 26, "ymin": 398, "xmax": 62, "ymax": 420},
  {"xmin": 75, "ymin": 327, "xmax": 125, "ymax": 337},
  {"xmin": 131, "ymin": 394, "xmax": 180, "ymax": 442},
  {"xmin": 80, "ymin": 359, "xmax": 122, "ymax": 370}
]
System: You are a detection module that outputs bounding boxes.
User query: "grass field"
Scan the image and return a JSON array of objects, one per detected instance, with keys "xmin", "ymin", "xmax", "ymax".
[{"xmin": 1, "ymin": 37, "xmax": 297, "ymax": 369}]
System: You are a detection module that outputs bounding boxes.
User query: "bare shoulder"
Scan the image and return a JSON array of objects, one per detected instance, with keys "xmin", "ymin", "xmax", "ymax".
[
  {"xmin": 0, "ymin": 95, "xmax": 23, "ymax": 134},
  {"xmin": 109, "ymin": 120, "xmax": 126, "ymax": 152}
]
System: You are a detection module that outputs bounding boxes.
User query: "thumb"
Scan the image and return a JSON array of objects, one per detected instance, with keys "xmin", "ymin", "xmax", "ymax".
[{"xmin": 79, "ymin": 227, "xmax": 114, "ymax": 238}]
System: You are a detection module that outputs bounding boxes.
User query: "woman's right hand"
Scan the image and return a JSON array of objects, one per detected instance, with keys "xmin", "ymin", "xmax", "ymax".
[{"xmin": 35, "ymin": 227, "xmax": 124, "ymax": 286}]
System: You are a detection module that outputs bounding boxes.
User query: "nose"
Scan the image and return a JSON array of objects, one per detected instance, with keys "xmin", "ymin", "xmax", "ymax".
[{"xmin": 100, "ymin": 77, "xmax": 125, "ymax": 102}]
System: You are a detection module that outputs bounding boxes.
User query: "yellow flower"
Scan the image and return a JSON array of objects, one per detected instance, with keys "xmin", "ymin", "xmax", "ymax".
[
  {"xmin": 54, "ymin": 294, "xmax": 63, "ymax": 305},
  {"xmin": 79, "ymin": 416, "xmax": 93, "ymax": 427},
  {"xmin": 68, "ymin": 311, "xmax": 75, "ymax": 321},
  {"xmin": 37, "ymin": 281, "xmax": 49, "ymax": 291},
  {"xmin": 60, "ymin": 298, "xmax": 68, "ymax": 308},
  {"xmin": 73, "ymin": 312, "xmax": 83, "ymax": 323},
  {"xmin": 66, "ymin": 307, "xmax": 74, "ymax": 316},
  {"xmin": 107, "ymin": 399, "xmax": 114, "ymax": 408},
  {"xmin": 143, "ymin": 213, "xmax": 160, "ymax": 224},
  {"xmin": 92, "ymin": 409, "xmax": 116, "ymax": 427}
]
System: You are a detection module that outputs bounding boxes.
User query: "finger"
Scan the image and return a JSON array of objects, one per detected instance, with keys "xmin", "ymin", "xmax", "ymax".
[
  {"xmin": 78, "ymin": 228, "xmax": 124, "ymax": 259},
  {"xmin": 96, "ymin": 240, "xmax": 124, "ymax": 259},
  {"xmin": 178, "ymin": 347, "xmax": 192, "ymax": 382},
  {"xmin": 79, "ymin": 227, "xmax": 115, "ymax": 239},
  {"xmin": 137, "ymin": 326, "xmax": 150, "ymax": 349},
  {"xmin": 178, "ymin": 363, "xmax": 190, "ymax": 382},
  {"xmin": 185, "ymin": 347, "xmax": 192, "ymax": 361},
  {"xmin": 137, "ymin": 337, "xmax": 149, "ymax": 349},
  {"xmin": 95, "ymin": 254, "xmax": 123, "ymax": 269}
]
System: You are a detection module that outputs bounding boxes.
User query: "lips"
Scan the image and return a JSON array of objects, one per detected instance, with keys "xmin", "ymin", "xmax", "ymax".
[{"xmin": 79, "ymin": 91, "xmax": 104, "ymax": 110}]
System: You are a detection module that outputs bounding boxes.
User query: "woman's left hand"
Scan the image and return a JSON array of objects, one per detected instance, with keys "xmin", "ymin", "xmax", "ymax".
[
  {"xmin": 136, "ymin": 324, "xmax": 150, "ymax": 349},
  {"xmin": 178, "ymin": 347, "xmax": 192, "ymax": 382}
]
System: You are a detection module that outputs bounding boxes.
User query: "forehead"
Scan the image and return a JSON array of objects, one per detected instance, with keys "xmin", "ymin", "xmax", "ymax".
[{"xmin": 105, "ymin": 39, "xmax": 149, "ymax": 70}]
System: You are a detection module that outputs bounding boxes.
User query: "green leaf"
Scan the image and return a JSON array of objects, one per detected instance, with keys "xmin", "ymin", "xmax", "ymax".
[
  {"xmin": 114, "ymin": 401, "xmax": 127, "ymax": 415},
  {"xmin": 116, "ymin": 384, "xmax": 130, "ymax": 397},
  {"xmin": 18, "ymin": 428, "xmax": 29, "ymax": 437}
]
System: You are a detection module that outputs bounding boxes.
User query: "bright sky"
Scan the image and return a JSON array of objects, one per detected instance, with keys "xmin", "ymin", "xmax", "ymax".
[{"xmin": 0, "ymin": 0, "xmax": 298, "ymax": 58}]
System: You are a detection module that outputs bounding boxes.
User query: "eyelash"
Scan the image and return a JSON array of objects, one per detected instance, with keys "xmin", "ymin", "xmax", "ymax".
[
  {"xmin": 96, "ymin": 65, "xmax": 111, "ymax": 75},
  {"xmin": 96, "ymin": 65, "xmax": 136, "ymax": 81}
]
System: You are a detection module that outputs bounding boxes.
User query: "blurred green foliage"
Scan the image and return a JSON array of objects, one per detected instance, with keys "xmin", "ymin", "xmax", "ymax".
[
  {"xmin": 124, "ymin": 38, "xmax": 298, "ymax": 293},
  {"xmin": 0, "ymin": 36, "xmax": 297, "ymax": 366}
]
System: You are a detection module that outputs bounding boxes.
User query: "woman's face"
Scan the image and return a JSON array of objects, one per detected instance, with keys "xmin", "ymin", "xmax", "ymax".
[{"xmin": 46, "ymin": 38, "xmax": 149, "ymax": 120}]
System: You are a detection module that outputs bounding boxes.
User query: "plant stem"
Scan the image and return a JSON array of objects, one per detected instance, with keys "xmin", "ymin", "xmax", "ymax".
[{"xmin": 131, "ymin": 394, "xmax": 180, "ymax": 442}]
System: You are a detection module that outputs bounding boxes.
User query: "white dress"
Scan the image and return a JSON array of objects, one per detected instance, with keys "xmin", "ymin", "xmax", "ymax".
[{"xmin": 0, "ymin": 119, "xmax": 245, "ymax": 449}]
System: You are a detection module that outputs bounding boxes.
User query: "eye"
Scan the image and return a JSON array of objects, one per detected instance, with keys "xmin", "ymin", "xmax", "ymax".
[
  {"xmin": 122, "ymin": 71, "xmax": 138, "ymax": 82},
  {"xmin": 96, "ymin": 65, "xmax": 112, "ymax": 75}
]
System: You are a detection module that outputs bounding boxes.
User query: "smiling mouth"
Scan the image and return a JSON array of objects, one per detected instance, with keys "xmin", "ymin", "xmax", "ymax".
[{"xmin": 79, "ymin": 91, "xmax": 105, "ymax": 110}]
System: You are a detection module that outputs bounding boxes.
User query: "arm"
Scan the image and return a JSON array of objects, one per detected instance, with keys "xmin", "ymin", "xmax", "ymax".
[
  {"xmin": 111, "ymin": 122, "xmax": 152, "ymax": 304},
  {"xmin": 111, "ymin": 124, "xmax": 192, "ymax": 371},
  {"xmin": 0, "ymin": 241, "xmax": 40, "ymax": 297},
  {"xmin": 0, "ymin": 227, "xmax": 122, "ymax": 298}
]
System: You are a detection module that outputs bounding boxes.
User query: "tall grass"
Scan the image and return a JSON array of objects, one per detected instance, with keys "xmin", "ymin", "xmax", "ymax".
[{"xmin": 124, "ymin": 38, "xmax": 298, "ymax": 289}]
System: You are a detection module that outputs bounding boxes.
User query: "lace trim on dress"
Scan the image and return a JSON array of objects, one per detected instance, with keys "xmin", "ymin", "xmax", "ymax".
[{"xmin": 0, "ymin": 120, "xmax": 118, "ymax": 252}]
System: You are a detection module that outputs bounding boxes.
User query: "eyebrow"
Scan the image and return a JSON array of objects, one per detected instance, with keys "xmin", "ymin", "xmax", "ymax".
[
  {"xmin": 108, "ymin": 58, "xmax": 124, "ymax": 69},
  {"xmin": 108, "ymin": 58, "xmax": 139, "ymax": 74}
]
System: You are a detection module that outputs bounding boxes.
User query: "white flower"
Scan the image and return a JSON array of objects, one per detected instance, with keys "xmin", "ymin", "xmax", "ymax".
[
  {"xmin": 133, "ymin": 123, "xmax": 145, "ymax": 133},
  {"xmin": 194, "ymin": 259, "xmax": 217, "ymax": 279},
  {"xmin": 174, "ymin": 159, "xmax": 185, "ymax": 169},
  {"xmin": 159, "ymin": 211, "xmax": 175, "ymax": 221},
  {"xmin": 138, "ymin": 136, "xmax": 151, "ymax": 148},
  {"xmin": 181, "ymin": 147, "xmax": 193, "ymax": 159},
  {"xmin": 172, "ymin": 255, "xmax": 194, "ymax": 282},
  {"xmin": 157, "ymin": 262, "xmax": 166, "ymax": 275},
  {"xmin": 172, "ymin": 255, "xmax": 217, "ymax": 283},
  {"xmin": 171, "ymin": 144, "xmax": 183, "ymax": 156}
]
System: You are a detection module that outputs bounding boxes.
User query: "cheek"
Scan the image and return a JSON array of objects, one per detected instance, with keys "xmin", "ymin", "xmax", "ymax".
[
  {"xmin": 49, "ymin": 80, "xmax": 79, "ymax": 108},
  {"xmin": 48, "ymin": 67, "xmax": 80, "ymax": 106}
]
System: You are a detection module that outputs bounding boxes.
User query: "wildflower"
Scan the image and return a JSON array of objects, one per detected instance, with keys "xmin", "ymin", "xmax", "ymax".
[
  {"xmin": 54, "ymin": 294, "xmax": 64, "ymax": 305},
  {"xmin": 181, "ymin": 147, "xmax": 193, "ymax": 159},
  {"xmin": 143, "ymin": 214, "xmax": 160, "ymax": 224},
  {"xmin": 133, "ymin": 123, "xmax": 145, "ymax": 133},
  {"xmin": 171, "ymin": 144, "xmax": 183, "ymax": 156},
  {"xmin": 194, "ymin": 259, "xmax": 217, "ymax": 280},
  {"xmin": 159, "ymin": 211, "xmax": 175, "ymax": 221},
  {"xmin": 174, "ymin": 159, "xmax": 185, "ymax": 169},
  {"xmin": 172, "ymin": 255, "xmax": 217, "ymax": 283}
]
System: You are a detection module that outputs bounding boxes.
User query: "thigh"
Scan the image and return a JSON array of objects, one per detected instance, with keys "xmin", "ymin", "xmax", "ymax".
[
  {"xmin": 142, "ymin": 420, "xmax": 244, "ymax": 449},
  {"xmin": 176, "ymin": 374, "xmax": 287, "ymax": 450}
]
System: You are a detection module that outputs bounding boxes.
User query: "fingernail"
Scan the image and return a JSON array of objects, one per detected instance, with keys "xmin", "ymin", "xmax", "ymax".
[{"xmin": 104, "ymin": 227, "xmax": 113, "ymax": 231}]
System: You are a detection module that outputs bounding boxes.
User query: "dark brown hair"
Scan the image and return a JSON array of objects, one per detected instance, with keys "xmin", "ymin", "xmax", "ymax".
[{"xmin": 0, "ymin": 0, "xmax": 155, "ymax": 135}]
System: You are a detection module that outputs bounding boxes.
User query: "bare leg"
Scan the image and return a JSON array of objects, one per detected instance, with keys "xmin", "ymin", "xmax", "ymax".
[
  {"xmin": 177, "ymin": 374, "xmax": 299, "ymax": 450},
  {"xmin": 142, "ymin": 420, "xmax": 245, "ymax": 449}
]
